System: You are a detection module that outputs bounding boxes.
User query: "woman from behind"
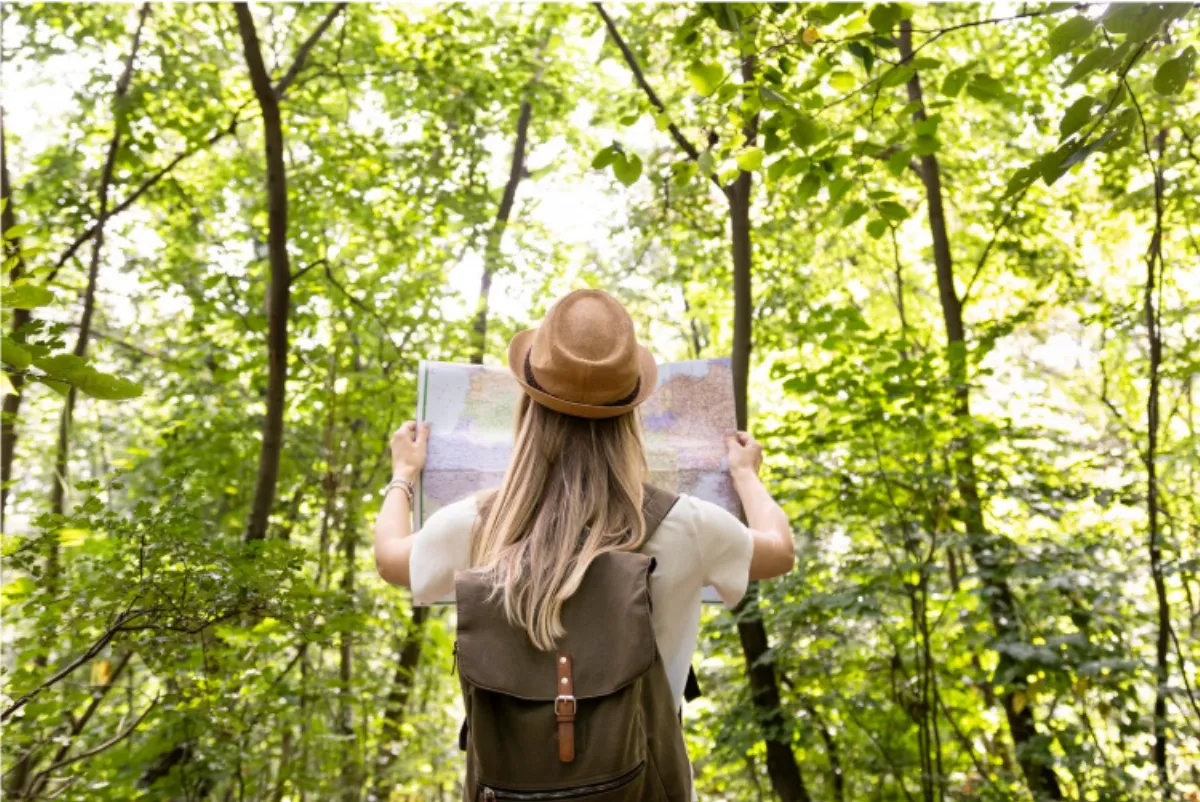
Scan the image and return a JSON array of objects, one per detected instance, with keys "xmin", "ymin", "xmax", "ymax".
[{"xmin": 375, "ymin": 289, "xmax": 796, "ymax": 800}]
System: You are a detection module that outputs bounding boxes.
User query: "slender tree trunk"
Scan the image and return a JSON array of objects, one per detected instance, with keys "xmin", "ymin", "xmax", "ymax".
[
  {"xmin": 370, "ymin": 606, "xmax": 428, "ymax": 800},
  {"xmin": 1145, "ymin": 127, "xmax": 1170, "ymax": 800},
  {"xmin": 48, "ymin": 2, "xmax": 149, "ymax": 525},
  {"xmin": 897, "ymin": 20, "xmax": 1063, "ymax": 800},
  {"xmin": 236, "ymin": 2, "xmax": 293, "ymax": 543},
  {"xmin": 1, "ymin": 107, "xmax": 29, "ymax": 528},
  {"xmin": 470, "ymin": 77, "xmax": 537, "ymax": 365},
  {"xmin": 5, "ymin": 12, "xmax": 147, "ymax": 796},
  {"xmin": 594, "ymin": 9, "xmax": 809, "ymax": 797},
  {"xmin": 339, "ymin": 494, "xmax": 360, "ymax": 802},
  {"xmin": 802, "ymin": 699, "xmax": 845, "ymax": 802},
  {"xmin": 728, "ymin": 52, "xmax": 812, "ymax": 802},
  {"xmin": 21, "ymin": 652, "xmax": 134, "ymax": 799}
]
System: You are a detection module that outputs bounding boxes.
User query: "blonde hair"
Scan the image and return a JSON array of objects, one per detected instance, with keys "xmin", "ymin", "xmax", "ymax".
[{"xmin": 471, "ymin": 395, "xmax": 648, "ymax": 650}]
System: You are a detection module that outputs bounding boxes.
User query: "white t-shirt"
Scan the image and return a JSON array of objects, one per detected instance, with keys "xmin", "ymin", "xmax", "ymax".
[{"xmin": 408, "ymin": 492, "xmax": 755, "ymax": 708}]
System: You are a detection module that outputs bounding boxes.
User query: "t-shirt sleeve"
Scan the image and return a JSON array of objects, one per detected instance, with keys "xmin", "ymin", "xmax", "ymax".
[
  {"xmin": 687, "ymin": 495, "xmax": 754, "ymax": 608},
  {"xmin": 407, "ymin": 495, "xmax": 478, "ymax": 605}
]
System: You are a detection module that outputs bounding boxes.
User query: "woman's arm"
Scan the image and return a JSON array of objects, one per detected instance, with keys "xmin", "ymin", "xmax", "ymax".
[
  {"xmin": 725, "ymin": 431, "xmax": 796, "ymax": 580},
  {"xmin": 374, "ymin": 420, "xmax": 429, "ymax": 588}
]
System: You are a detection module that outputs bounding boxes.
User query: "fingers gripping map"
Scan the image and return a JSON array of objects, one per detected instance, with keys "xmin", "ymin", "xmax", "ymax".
[{"xmin": 415, "ymin": 358, "xmax": 741, "ymax": 526}]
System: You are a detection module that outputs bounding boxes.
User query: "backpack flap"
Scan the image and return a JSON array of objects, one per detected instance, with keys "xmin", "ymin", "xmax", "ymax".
[{"xmin": 455, "ymin": 551, "xmax": 656, "ymax": 701}]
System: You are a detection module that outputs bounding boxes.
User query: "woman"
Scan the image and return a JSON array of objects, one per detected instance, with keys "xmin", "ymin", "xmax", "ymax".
[{"xmin": 374, "ymin": 289, "xmax": 795, "ymax": 798}]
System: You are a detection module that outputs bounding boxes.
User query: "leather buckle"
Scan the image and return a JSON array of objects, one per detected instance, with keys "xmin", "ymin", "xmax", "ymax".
[{"xmin": 554, "ymin": 694, "xmax": 577, "ymax": 717}]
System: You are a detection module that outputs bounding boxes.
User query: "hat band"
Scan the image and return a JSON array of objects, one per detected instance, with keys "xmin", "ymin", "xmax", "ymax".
[{"xmin": 524, "ymin": 350, "xmax": 641, "ymax": 408}]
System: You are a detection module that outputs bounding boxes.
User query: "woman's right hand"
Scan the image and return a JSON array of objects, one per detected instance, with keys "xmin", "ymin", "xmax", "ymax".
[
  {"xmin": 391, "ymin": 421, "xmax": 430, "ymax": 481},
  {"xmin": 725, "ymin": 430, "xmax": 763, "ymax": 477}
]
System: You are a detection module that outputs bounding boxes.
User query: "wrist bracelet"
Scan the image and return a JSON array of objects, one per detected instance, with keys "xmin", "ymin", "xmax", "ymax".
[{"xmin": 383, "ymin": 477, "xmax": 415, "ymax": 504}]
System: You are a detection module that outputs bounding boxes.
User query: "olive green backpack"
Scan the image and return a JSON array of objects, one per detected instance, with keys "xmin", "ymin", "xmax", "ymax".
[{"xmin": 453, "ymin": 486, "xmax": 693, "ymax": 801}]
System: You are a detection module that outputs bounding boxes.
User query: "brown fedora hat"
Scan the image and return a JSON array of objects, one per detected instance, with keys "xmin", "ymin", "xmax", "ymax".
[{"xmin": 507, "ymin": 289, "xmax": 658, "ymax": 420}]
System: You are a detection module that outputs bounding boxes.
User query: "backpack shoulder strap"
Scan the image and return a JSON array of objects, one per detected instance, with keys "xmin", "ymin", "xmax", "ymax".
[{"xmin": 642, "ymin": 484, "xmax": 680, "ymax": 538}]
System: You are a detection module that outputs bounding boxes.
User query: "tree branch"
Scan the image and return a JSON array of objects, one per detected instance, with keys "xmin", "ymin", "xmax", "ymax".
[
  {"xmin": 593, "ymin": 3, "xmax": 727, "ymax": 194},
  {"xmin": 1, "ymin": 609, "xmax": 142, "ymax": 722},
  {"xmin": 273, "ymin": 3, "xmax": 348, "ymax": 100}
]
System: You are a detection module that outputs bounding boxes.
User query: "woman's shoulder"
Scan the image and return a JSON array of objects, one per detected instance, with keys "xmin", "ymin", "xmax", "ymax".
[
  {"xmin": 669, "ymin": 492, "xmax": 736, "ymax": 523},
  {"xmin": 420, "ymin": 491, "xmax": 483, "ymax": 531}
]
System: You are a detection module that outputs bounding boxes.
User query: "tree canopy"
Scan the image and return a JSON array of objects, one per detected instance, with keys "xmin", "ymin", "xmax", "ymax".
[{"xmin": 2, "ymin": 3, "xmax": 1199, "ymax": 800}]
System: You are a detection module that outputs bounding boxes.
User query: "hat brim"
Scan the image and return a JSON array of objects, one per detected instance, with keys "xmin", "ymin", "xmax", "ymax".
[{"xmin": 506, "ymin": 328, "xmax": 659, "ymax": 420}]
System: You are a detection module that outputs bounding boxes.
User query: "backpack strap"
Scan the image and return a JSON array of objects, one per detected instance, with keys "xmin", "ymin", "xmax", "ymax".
[{"xmin": 642, "ymin": 483, "xmax": 679, "ymax": 537}]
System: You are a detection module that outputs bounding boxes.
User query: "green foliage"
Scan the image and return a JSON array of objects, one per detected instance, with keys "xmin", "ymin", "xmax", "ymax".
[{"xmin": 3, "ymin": 2, "xmax": 1199, "ymax": 801}]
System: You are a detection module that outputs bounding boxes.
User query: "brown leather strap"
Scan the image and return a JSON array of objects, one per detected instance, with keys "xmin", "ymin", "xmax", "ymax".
[
  {"xmin": 555, "ymin": 651, "xmax": 576, "ymax": 762},
  {"xmin": 642, "ymin": 484, "xmax": 680, "ymax": 537}
]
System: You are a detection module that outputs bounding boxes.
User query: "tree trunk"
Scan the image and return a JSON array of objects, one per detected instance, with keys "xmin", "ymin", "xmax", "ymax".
[
  {"xmin": 897, "ymin": 20, "xmax": 1063, "ymax": 800},
  {"xmin": 49, "ymin": 2, "xmax": 149, "ymax": 525},
  {"xmin": 339, "ymin": 496, "xmax": 360, "ymax": 802},
  {"xmin": 1144, "ymin": 128, "xmax": 1170, "ymax": 800},
  {"xmin": 236, "ymin": 2, "xmax": 293, "ymax": 543},
  {"xmin": 370, "ymin": 606, "xmax": 428, "ymax": 800},
  {"xmin": 593, "ymin": 9, "xmax": 809, "ymax": 798},
  {"xmin": 1, "ymin": 107, "xmax": 29, "ymax": 528},
  {"xmin": 470, "ymin": 79, "xmax": 537, "ymax": 365},
  {"xmin": 728, "ymin": 52, "xmax": 812, "ymax": 802}
]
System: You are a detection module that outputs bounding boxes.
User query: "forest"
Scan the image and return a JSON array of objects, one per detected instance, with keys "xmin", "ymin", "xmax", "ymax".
[{"xmin": 2, "ymin": 2, "xmax": 1199, "ymax": 800}]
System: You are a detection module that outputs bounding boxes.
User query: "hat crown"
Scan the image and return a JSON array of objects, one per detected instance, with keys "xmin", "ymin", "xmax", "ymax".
[{"xmin": 528, "ymin": 290, "xmax": 641, "ymax": 406}]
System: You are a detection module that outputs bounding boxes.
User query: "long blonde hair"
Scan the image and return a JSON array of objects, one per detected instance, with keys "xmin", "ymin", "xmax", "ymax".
[{"xmin": 471, "ymin": 395, "xmax": 648, "ymax": 650}]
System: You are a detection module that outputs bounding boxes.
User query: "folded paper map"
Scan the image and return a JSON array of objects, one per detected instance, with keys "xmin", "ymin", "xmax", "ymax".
[{"xmin": 415, "ymin": 358, "xmax": 740, "ymax": 604}]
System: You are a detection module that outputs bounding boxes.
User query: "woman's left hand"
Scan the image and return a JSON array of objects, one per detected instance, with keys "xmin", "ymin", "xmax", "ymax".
[{"xmin": 391, "ymin": 421, "xmax": 430, "ymax": 480}]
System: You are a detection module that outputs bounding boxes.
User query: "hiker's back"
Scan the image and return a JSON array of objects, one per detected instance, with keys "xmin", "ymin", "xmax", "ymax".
[{"xmin": 454, "ymin": 491, "xmax": 692, "ymax": 801}]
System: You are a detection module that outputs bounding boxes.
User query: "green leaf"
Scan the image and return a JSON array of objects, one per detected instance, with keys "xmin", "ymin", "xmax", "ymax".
[
  {"xmin": 1102, "ymin": 3, "xmax": 1175, "ymax": 43},
  {"xmin": 591, "ymin": 147, "xmax": 617, "ymax": 170},
  {"xmin": 942, "ymin": 66, "xmax": 970, "ymax": 97},
  {"xmin": 1154, "ymin": 46, "xmax": 1196, "ymax": 95},
  {"xmin": 881, "ymin": 66, "xmax": 914, "ymax": 88},
  {"xmin": 2, "ymin": 283, "xmax": 54, "ymax": 309},
  {"xmin": 1003, "ymin": 166, "xmax": 1036, "ymax": 199},
  {"xmin": 912, "ymin": 135, "xmax": 939, "ymax": 156},
  {"xmin": 842, "ymin": 202, "xmax": 869, "ymax": 226},
  {"xmin": 736, "ymin": 147, "xmax": 764, "ymax": 172},
  {"xmin": 1049, "ymin": 17, "xmax": 1096, "ymax": 57},
  {"xmin": 796, "ymin": 172, "xmax": 822, "ymax": 202},
  {"xmin": 688, "ymin": 62, "xmax": 725, "ymax": 97},
  {"xmin": 789, "ymin": 115, "xmax": 826, "ymax": 149},
  {"xmin": 914, "ymin": 113, "xmax": 942, "ymax": 136},
  {"xmin": 967, "ymin": 72, "xmax": 1008, "ymax": 101},
  {"xmin": 1059, "ymin": 95, "xmax": 1096, "ymax": 139},
  {"xmin": 1, "ymin": 337, "xmax": 32, "ymax": 370},
  {"xmin": 828, "ymin": 177, "xmax": 854, "ymax": 205},
  {"xmin": 1064, "ymin": 47, "xmax": 1113, "ymax": 86},
  {"xmin": 828, "ymin": 70, "xmax": 857, "ymax": 92},
  {"xmin": 31, "ymin": 353, "xmax": 142, "ymax": 400},
  {"xmin": 2, "ymin": 223, "xmax": 32, "ymax": 240},
  {"xmin": 1098, "ymin": 107, "xmax": 1137, "ymax": 153},
  {"xmin": 34, "ymin": 376, "xmax": 69, "ymax": 398},
  {"xmin": 697, "ymin": 151, "xmax": 716, "ymax": 176},
  {"xmin": 866, "ymin": 218, "xmax": 889, "ymax": 239},
  {"xmin": 767, "ymin": 158, "xmax": 790, "ymax": 181},
  {"xmin": 847, "ymin": 42, "xmax": 876, "ymax": 73},
  {"xmin": 34, "ymin": 353, "xmax": 89, "ymax": 384},
  {"xmin": 611, "ymin": 153, "xmax": 643, "ymax": 186},
  {"xmin": 878, "ymin": 201, "xmax": 909, "ymax": 222},
  {"xmin": 886, "ymin": 149, "xmax": 910, "ymax": 177},
  {"xmin": 868, "ymin": 4, "xmax": 902, "ymax": 33},
  {"xmin": 78, "ymin": 370, "xmax": 143, "ymax": 401},
  {"xmin": 673, "ymin": 161, "xmax": 698, "ymax": 186}
]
